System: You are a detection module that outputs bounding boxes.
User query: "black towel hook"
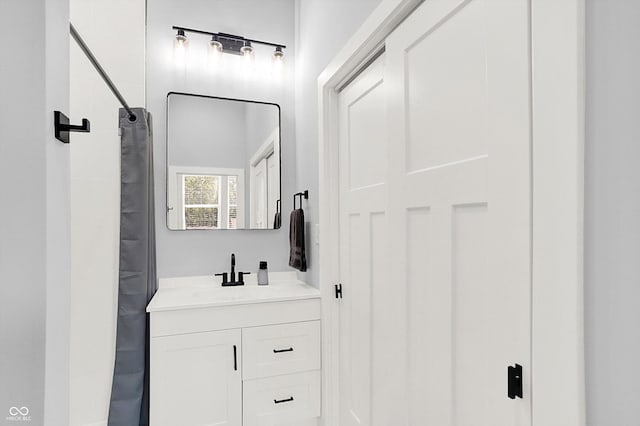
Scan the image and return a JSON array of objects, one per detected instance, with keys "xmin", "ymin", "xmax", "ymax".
[
  {"xmin": 54, "ymin": 111, "xmax": 90, "ymax": 144},
  {"xmin": 293, "ymin": 190, "xmax": 309, "ymax": 210}
]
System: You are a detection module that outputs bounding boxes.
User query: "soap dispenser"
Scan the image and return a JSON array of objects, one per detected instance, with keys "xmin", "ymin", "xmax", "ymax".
[{"xmin": 258, "ymin": 261, "xmax": 269, "ymax": 285}]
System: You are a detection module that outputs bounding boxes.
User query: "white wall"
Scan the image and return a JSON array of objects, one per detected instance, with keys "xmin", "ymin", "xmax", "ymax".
[
  {"xmin": 69, "ymin": 1, "xmax": 145, "ymax": 425},
  {"xmin": 294, "ymin": 0, "xmax": 383, "ymax": 286},
  {"xmin": 147, "ymin": 0, "xmax": 296, "ymax": 278},
  {"xmin": 44, "ymin": 1, "xmax": 72, "ymax": 423},
  {"xmin": 0, "ymin": 0, "xmax": 70, "ymax": 424},
  {"xmin": 585, "ymin": 1, "xmax": 640, "ymax": 425}
]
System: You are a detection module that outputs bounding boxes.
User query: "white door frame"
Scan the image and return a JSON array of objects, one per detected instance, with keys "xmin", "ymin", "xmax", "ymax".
[{"xmin": 317, "ymin": 1, "xmax": 585, "ymax": 425}]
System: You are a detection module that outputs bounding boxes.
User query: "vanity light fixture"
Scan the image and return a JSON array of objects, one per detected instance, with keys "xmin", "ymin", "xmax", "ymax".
[{"xmin": 172, "ymin": 25, "xmax": 286, "ymax": 70}]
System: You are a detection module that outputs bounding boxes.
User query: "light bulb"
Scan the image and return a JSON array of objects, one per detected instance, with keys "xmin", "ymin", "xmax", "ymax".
[
  {"xmin": 207, "ymin": 35, "xmax": 223, "ymax": 66},
  {"xmin": 240, "ymin": 41, "xmax": 254, "ymax": 68},
  {"xmin": 273, "ymin": 46, "xmax": 285, "ymax": 62},
  {"xmin": 272, "ymin": 46, "xmax": 285, "ymax": 74},
  {"xmin": 173, "ymin": 29, "xmax": 188, "ymax": 66}
]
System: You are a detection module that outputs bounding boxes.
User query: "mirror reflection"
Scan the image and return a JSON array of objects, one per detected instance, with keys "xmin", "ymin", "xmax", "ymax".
[{"xmin": 166, "ymin": 93, "xmax": 281, "ymax": 230}]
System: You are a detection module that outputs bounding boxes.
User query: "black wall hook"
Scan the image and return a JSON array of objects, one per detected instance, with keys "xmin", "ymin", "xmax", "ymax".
[
  {"xmin": 293, "ymin": 190, "xmax": 309, "ymax": 210},
  {"xmin": 54, "ymin": 111, "xmax": 90, "ymax": 144}
]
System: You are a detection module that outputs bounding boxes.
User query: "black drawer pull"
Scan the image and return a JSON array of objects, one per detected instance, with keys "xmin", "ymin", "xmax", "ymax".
[
  {"xmin": 273, "ymin": 347, "xmax": 294, "ymax": 353},
  {"xmin": 274, "ymin": 397, "xmax": 294, "ymax": 404}
]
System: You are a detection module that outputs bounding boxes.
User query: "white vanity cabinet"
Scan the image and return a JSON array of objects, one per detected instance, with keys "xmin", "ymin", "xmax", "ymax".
[{"xmin": 147, "ymin": 273, "xmax": 321, "ymax": 426}]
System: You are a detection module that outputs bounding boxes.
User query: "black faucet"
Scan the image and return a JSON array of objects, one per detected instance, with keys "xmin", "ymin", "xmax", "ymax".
[
  {"xmin": 230, "ymin": 253, "xmax": 236, "ymax": 283},
  {"xmin": 215, "ymin": 253, "xmax": 251, "ymax": 286}
]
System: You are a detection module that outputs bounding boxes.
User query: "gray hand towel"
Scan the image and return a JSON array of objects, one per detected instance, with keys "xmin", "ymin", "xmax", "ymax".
[{"xmin": 289, "ymin": 208, "xmax": 307, "ymax": 271}]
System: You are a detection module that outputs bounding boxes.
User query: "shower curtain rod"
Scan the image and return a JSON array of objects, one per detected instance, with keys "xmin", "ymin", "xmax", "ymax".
[{"xmin": 70, "ymin": 23, "xmax": 137, "ymax": 121}]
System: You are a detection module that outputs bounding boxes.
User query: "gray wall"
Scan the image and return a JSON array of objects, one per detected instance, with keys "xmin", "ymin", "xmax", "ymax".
[
  {"xmin": 168, "ymin": 95, "xmax": 248, "ymax": 168},
  {"xmin": 0, "ymin": 0, "xmax": 70, "ymax": 424},
  {"xmin": 585, "ymin": 1, "xmax": 640, "ymax": 425},
  {"xmin": 148, "ymin": 0, "xmax": 296, "ymax": 277},
  {"xmin": 245, "ymin": 102, "xmax": 280, "ymax": 159},
  {"xmin": 294, "ymin": 0, "xmax": 383, "ymax": 286}
]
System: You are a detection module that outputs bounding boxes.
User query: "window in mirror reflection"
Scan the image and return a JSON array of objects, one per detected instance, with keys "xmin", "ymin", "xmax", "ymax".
[
  {"xmin": 168, "ymin": 167, "xmax": 245, "ymax": 230},
  {"xmin": 184, "ymin": 174, "xmax": 220, "ymax": 229}
]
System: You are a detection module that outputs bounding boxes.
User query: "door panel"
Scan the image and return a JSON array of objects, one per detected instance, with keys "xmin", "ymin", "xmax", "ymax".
[
  {"xmin": 386, "ymin": 0, "xmax": 532, "ymax": 425},
  {"xmin": 452, "ymin": 203, "xmax": 490, "ymax": 425},
  {"xmin": 347, "ymin": 77, "xmax": 387, "ymax": 190},
  {"xmin": 404, "ymin": 0, "xmax": 488, "ymax": 173}
]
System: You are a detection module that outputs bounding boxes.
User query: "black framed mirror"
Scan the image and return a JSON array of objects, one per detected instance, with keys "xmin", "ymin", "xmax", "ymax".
[{"xmin": 166, "ymin": 92, "xmax": 281, "ymax": 230}]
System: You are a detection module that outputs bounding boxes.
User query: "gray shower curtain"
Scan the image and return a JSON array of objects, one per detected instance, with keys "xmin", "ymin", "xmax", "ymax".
[{"xmin": 108, "ymin": 108, "xmax": 157, "ymax": 426}]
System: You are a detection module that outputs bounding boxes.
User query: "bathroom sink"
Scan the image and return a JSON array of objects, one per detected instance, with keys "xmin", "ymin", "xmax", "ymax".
[{"xmin": 146, "ymin": 271, "xmax": 320, "ymax": 312}]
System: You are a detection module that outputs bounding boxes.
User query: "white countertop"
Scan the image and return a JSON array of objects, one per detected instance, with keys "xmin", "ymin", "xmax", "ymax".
[{"xmin": 147, "ymin": 272, "xmax": 320, "ymax": 312}]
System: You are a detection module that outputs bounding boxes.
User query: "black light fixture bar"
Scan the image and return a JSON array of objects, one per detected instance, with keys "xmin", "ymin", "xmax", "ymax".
[{"xmin": 172, "ymin": 25, "xmax": 287, "ymax": 50}]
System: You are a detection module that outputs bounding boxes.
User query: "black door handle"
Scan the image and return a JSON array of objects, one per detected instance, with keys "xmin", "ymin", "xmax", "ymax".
[
  {"xmin": 508, "ymin": 364, "xmax": 523, "ymax": 399},
  {"xmin": 273, "ymin": 347, "xmax": 294, "ymax": 353},
  {"xmin": 233, "ymin": 345, "xmax": 237, "ymax": 371},
  {"xmin": 274, "ymin": 397, "xmax": 294, "ymax": 404}
]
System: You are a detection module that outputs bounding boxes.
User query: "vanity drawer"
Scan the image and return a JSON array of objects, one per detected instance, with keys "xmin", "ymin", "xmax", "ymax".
[
  {"xmin": 243, "ymin": 370, "xmax": 320, "ymax": 426},
  {"xmin": 242, "ymin": 320, "xmax": 320, "ymax": 379}
]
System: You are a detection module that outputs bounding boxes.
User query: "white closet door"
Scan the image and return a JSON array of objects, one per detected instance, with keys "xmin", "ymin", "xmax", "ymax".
[
  {"xmin": 338, "ymin": 55, "xmax": 391, "ymax": 426},
  {"xmin": 251, "ymin": 158, "xmax": 268, "ymax": 228},
  {"xmin": 385, "ymin": 0, "xmax": 532, "ymax": 425},
  {"xmin": 267, "ymin": 153, "xmax": 279, "ymax": 227}
]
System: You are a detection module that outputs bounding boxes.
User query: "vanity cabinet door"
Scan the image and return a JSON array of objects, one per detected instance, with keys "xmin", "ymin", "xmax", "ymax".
[{"xmin": 150, "ymin": 329, "xmax": 242, "ymax": 426}]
